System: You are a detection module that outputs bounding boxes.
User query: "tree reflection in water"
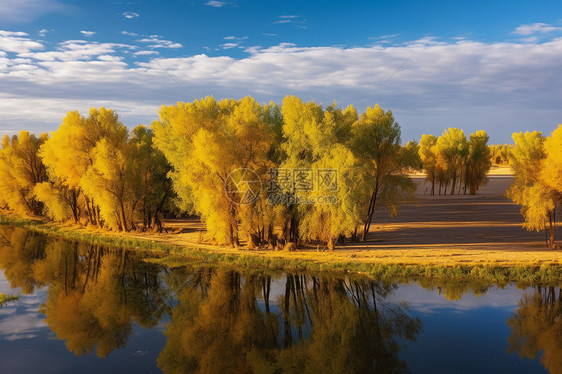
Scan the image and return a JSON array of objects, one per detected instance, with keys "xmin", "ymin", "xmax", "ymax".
[
  {"xmin": 508, "ymin": 286, "xmax": 562, "ymax": 374},
  {"xmin": 0, "ymin": 226, "xmax": 422, "ymax": 372},
  {"xmin": 157, "ymin": 271, "xmax": 422, "ymax": 374},
  {"xmin": 0, "ymin": 226, "xmax": 166, "ymax": 357}
]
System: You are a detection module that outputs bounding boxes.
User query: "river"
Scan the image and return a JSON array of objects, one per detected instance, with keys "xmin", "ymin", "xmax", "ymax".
[{"xmin": 0, "ymin": 225, "xmax": 556, "ymax": 373}]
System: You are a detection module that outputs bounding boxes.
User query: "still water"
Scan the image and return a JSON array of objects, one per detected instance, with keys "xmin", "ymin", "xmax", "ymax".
[{"xmin": 0, "ymin": 225, "xmax": 556, "ymax": 373}]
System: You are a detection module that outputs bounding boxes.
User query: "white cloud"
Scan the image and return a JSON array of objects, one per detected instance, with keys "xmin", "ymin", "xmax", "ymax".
[
  {"xmin": 220, "ymin": 42, "xmax": 239, "ymax": 49},
  {"xmin": 273, "ymin": 15, "xmax": 306, "ymax": 27},
  {"xmin": 134, "ymin": 50, "xmax": 159, "ymax": 56},
  {"xmin": 137, "ymin": 35, "xmax": 182, "ymax": 49},
  {"xmin": 0, "ymin": 30, "xmax": 43, "ymax": 53},
  {"xmin": 205, "ymin": 1, "xmax": 226, "ymax": 7},
  {"xmin": 121, "ymin": 30, "xmax": 138, "ymax": 36},
  {"xmin": 513, "ymin": 22, "xmax": 562, "ymax": 36},
  {"xmin": 0, "ymin": 0, "xmax": 68, "ymax": 23},
  {"xmin": 262, "ymin": 33, "xmax": 276, "ymax": 37},
  {"xmin": 1, "ymin": 29, "xmax": 562, "ymax": 143},
  {"xmin": 123, "ymin": 11, "xmax": 139, "ymax": 19},
  {"xmin": 80, "ymin": 30, "xmax": 96, "ymax": 38},
  {"xmin": 38, "ymin": 29, "xmax": 52, "ymax": 38}
]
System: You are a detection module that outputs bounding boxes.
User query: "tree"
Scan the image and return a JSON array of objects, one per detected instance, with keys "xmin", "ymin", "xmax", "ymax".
[
  {"xmin": 419, "ymin": 134, "xmax": 438, "ymax": 195},
  {"xmin": 277, "ymin": 96, "xmax": 360, "ymax": 248},
  {"xmin": 0, "ymin": 131, "xmax": 48, "ymax": 215},
  {"xmin": 153, "ymin": 96, "xmax": 275, "ymax": 246},
  {"xmin": 507, "ymin": 131, "xmax": 558, "ymax": 247},
  {"xmin": 350, "ymin": 105, "xmax": 418, "ymax": 241},
  {"xmin": 435, "ymin": 128, "xmax": 468, "ymax": 195},
  {"xmin": 39, "ymin": 108, "xmax": 128, "ymax": 225},
  {"xmin": 463, "ymin": 130, "xmax": 491, "ymax": 195},
  {"xmin": 128, "ymin": 125, "xmax": 172, "ymax": 231}
]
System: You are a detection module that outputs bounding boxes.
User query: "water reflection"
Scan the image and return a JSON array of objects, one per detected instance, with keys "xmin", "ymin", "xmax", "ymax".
[
  {"xmin": 157, "ymin": 271, "xmax": 421, "ymax": 374},
  {"xmin": 1, "ymin": 225, "xmax": 558, "ymax": 373},
  {"xmin": 0, "ymin": 226, "xmax": 422, "ymax": 372},
  {"xmin": 0, "ymin": 226, "xmax": 166, "ymax": 357},
  {"xmin": 508, "ymin": 286, "xmax": 562, "ymax": 374}
]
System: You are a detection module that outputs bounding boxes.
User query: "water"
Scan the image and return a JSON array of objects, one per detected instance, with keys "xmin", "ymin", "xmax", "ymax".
[{"xmin": 0, "ymin": 226, "xmax": 555, "ymax": 373}]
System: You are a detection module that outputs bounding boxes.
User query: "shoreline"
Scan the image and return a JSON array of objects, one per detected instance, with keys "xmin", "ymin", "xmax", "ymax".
[{"xmin": 1, "ymin": 209, "xmax": 562, "ymax": 285}]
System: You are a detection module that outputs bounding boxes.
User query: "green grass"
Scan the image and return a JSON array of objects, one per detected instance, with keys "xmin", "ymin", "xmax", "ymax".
[{"xmin": 2, "ymin": 212, "xmax": 562, "ymax": 285}]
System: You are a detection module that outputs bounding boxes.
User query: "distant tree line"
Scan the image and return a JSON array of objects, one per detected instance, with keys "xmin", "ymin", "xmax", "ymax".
[
  {"xmin": 489, "ymin": 144, "xmax": 512, "ymax": 165},
  {"xmin": 418, "ymin": 128, "xmax": 492, "ymax": 196},
  {"xmin": 0, "ymin": 96, "xmax": 495, "ymax": 249}
]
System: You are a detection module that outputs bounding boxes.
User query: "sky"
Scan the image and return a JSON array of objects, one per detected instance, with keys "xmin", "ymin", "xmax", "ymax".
[{"xmin": 1, "ymin": 0, "xmax": 562, "ymax": 143}]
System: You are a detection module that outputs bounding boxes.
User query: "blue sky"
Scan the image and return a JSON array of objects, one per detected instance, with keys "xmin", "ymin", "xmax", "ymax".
[{"xmin": 1, "ymin": 0, "xmax": 562, "ymax": 143}]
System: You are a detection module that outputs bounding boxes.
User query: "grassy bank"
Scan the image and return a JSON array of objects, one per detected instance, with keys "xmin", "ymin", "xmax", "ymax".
[
  {"xmin": 1, "ymin": 212, "xmax": 562, "ymax": 285},
  {"xmin": 0, "ymin": 293, "xmax": 19, "ymax": 306}
]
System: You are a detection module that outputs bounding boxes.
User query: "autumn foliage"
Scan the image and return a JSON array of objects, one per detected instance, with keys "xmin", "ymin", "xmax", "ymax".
[{"xmin": 2, "ymin": 95, "xmax": 557, "ymax": 249}]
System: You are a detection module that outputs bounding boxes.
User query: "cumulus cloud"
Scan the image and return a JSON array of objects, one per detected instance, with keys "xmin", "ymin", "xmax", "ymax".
[
  {"xmin": 1, "ymin": 27, "xmax": 562, "ymax": 143},
  {"xmin": 0, "ymin": 31, "xmax": 43, "ymax": 53},
  {"xmin": 123, "ymin": 11, "xmax": 139, "ymax": 19},
  {"xmin": 513, "ymin": 22, "xmax": 562, "ymax": 35},
  {"xmin": 80, "ymin": 30, "xmax": 96, "ymax": 38}
]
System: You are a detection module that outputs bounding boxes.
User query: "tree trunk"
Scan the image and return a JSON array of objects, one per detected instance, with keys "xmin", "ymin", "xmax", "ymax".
[
  {"xmin": 549, "ymin": 210, "xmax": 556, "ymax": 247},
  {"xmin": 431, "ymin": 175, "xmax": 435, "ymax": 196},
  {"xmin": 361, "ymin": 179, "xmax": 379, "ymax": 241},
  {"xmin": 119, "ymin": 200, "xmax": 128, "ymax": 232}
]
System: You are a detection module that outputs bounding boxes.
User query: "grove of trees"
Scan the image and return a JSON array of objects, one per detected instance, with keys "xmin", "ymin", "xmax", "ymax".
[
  {"xmin": 0, "ymin": 95, "xmax": 497, "ymax": 249},
  {"xmin": 418, "ymin": 128, "xmax": 492, "ymax": 196}
]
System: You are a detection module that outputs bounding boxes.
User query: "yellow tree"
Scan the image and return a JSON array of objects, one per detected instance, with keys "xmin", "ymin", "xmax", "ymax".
[
  {"xmin": 128, "ymin": 125, "xmax": 172, "ymax": 232},
  {"xmin": 39, "ymin": 108, "xmax": 127, "ymax": 225},
  {"xmin": 435, "ymin": 127, "xmax": 468, "ymax": 195},
  {"xmin": 153, "ymin": 96, "xmax": 274, "ymax": 246},
  {"xmin": 350, "ymin": 105, "xmax": 418, "ymax": 241},
  {"xmin": 507, "ymin": 131, "xmax": 557, "ymax": 246},
  {"xmin": 39, "ymin": 111, "xmax": 87, "ymax": 222},
  {"xmin": 419, "ymin": 134, "xmax": 438, "ymax": 195},
  {"xmin": 463, "ymin": 130, "xmax": 492, "ymax": 195},
  {"xmin": 278, "ymin": 96, "xmax": 359, "ymax": 247},
  {"xmin": 539, "ymin": 125, "xmax": 562, "ymax": 245},
  {"xmin": 0, "ymin": 131, "xmax": 48, "ymax": 215}
]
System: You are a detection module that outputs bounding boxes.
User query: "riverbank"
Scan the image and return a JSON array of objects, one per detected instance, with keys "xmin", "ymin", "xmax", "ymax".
[{"xmin": 1, "ymin": 170, "xmax": 561, "ymax": 283}]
